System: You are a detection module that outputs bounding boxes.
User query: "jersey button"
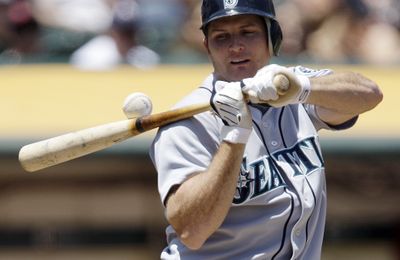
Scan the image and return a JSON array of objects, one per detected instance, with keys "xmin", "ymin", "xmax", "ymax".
[
  {"xmin": 271, "ymin": 141, "xmax": 279, "ymax": 146},
  {"xmin": 295, "ymin": 229, "xmax": 301, "ymax": 236}
]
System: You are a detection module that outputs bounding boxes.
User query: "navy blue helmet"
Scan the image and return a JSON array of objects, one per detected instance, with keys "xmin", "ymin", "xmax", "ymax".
[{"xmin": 201, "ymin": 0, "xmax": 282, "ymax": 56}]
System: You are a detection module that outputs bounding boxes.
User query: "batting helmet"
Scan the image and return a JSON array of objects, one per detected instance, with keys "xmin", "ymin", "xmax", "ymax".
[{"xmin": 201, "ymin": 0, "xmax": 282, "ymax": 56}]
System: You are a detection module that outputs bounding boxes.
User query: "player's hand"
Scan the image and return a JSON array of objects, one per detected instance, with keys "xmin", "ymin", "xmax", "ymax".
[
  {"xmin": 242, "ymin": 64, "xmax": 311, "ymax": 107},
  {"xmin": 211, "ymin": 81, "xmax": 252, "ymax": 144}
]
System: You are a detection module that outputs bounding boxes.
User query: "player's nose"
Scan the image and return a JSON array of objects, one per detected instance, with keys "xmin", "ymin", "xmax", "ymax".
[{"xmin": 228, "ymin": 35, "xmax": 245, "ymax": 53}]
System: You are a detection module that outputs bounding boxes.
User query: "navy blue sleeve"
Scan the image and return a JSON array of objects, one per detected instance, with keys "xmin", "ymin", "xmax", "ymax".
[{"xmin": 325, "ymin": 115, "xmax": 359, "ymax": 130}]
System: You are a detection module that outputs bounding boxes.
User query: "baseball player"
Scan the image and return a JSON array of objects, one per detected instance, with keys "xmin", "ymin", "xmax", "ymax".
[{"xmin": 150, "ymin": 0, "xmax": 383, "ymax": 259}]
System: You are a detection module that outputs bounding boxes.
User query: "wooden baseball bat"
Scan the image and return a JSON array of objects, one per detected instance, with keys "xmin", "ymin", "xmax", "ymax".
[
  {"xmin": 19, "ymin": 74, "xmax": 291, "ymax": 172},
  {"xmin": 19, "ymin": 103, "xmax": 211, "ymax": 172}
]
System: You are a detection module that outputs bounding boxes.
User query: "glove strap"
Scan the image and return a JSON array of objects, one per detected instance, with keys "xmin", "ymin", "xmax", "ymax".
[
  {"xmin": 297, "ymin": 75, "xmax": 311, "ymax": 103},
  {"xmin": 221, "ymin": 126, "xmax": 252, "ymax": 144}
]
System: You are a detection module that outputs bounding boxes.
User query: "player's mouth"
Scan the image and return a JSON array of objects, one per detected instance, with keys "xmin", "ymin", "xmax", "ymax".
[{"xmin": 230, "ymin": 58, "xmax": 251, "ymax": 65}]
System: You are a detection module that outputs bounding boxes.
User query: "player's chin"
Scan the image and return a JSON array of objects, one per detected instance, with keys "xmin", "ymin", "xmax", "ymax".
[{"xmin": 228, "ymin": 65, "xmax": 258, "ymax": 81}]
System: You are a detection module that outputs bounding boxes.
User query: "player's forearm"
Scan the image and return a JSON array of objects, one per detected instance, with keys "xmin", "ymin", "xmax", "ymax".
[
  {"xmin": 165, "ymin": 142, "xmax": 245, "ymax": 250},
  {"xmin": 307, "ymin": 72, "xmax": 383, "ymax": 125}
]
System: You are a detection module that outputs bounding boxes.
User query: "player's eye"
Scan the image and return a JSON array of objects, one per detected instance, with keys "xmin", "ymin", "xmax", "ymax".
[
  {"xmin": 242, "ymin": 29, "xmax": 258, "ymax": 37},
  {"xmin": 214, "ymin": 33, "xmax": 229, "ymax": 41}
]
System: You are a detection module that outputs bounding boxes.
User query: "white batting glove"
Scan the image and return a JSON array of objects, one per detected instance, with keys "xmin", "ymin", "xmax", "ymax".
[
  {"xmin": 242, "ymin": 64, "xmax": 311, "ymax": 107},
  {"xmin": 211, "ymin": 81, "xmax": 252, "ymax": 144}
]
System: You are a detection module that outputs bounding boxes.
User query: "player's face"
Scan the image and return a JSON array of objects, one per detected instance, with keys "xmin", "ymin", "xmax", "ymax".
[{"xmin": 204, "ymin": 14, "xmax": 270, "ymax": 82}]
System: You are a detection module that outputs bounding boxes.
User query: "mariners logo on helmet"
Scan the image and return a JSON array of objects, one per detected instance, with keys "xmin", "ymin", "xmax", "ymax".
[{"xmin": 223, "ymin": 0, "xmax": 238, "ymax": 9}]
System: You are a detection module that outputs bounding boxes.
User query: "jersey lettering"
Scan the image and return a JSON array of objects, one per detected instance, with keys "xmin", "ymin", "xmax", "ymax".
[
  {"xmin": 233, "ymin": 137, "xmax": 324, "ymax": 204},
  {"xmin": 275, "ymin": 137, "xmax": 325, "ymax": 177},
  {"xmin": 250, "ymin": 156, "xmax": 286, "ymax": 199}
]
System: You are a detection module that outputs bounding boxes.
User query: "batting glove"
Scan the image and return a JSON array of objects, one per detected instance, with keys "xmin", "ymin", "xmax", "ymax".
[
  {"xmin": 242, "ymin": 64, "xmax": 311, "ymax": 107},
  {"xmin": 211, "ymin": 81, "xmax": 252, "ymax": 144}
]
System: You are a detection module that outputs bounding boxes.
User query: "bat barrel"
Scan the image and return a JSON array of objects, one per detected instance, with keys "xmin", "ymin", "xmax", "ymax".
[{"xmin": 19, "ymin": 120, "xmax": 137, "ymax": 172}]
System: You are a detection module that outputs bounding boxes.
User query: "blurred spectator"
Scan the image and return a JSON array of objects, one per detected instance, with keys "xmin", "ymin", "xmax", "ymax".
[
  {"xmin": 276, "ymin": 0, "xmax": 342, "ymax": 58},
  {"xmin": 156, "ymin": 0, "xmax": 208, "ymax": 63},
  {"xmin": 1, "ymin": 0, "xmax": 399, "ymax": 65},
  {"xmin": 363, "ymin": 0, "xmax": 400, "ymax": 30},
  {"xmin": 0, "ymin": 0, "xmax": 42, "ymax": 64},
  {"xmin": 70, "ymin": 0, "xmax": 160, "ymax": 71},
  {"xmin": 306, "ymin": 0, "xmax": 400, "ymax": 64},
  {"xmin": 276, "ymin": 0, "xmax": 400, "ymax": 64},
  {"xmin": 134, "ymin": 0, "xmax": 189, "ymax": 61},
  {"xmin": 32, "ymin": 0, "xmax": 113, "ymax": 34},
  {"xmin": 179, "ymin": 1, "xmax": 207, "ymax": 56}
]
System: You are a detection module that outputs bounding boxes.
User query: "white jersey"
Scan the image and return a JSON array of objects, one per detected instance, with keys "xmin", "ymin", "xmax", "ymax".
[{"xmin": 150, "ymin": 66, "xmax": 357, "ymax": 260}]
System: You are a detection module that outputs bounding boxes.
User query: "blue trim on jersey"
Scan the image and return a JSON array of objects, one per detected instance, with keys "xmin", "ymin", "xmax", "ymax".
[
  {"xmin": 278, "ymin": 107, "xmax": 287, "ymax": 148},
  {"xmin": 326, "ymin": 115, "xmax": 358, "ymax": 130},
  {"xmin": 273, "ymin": 187, "xmax": 295, "ymax": 260},
  {"xmin": 304, "ymin": 177, "xmax": 317, "ymax": 245},
  {"xmin": 250, "ymin": 103, "xmax": 271, "ymax": 115}
]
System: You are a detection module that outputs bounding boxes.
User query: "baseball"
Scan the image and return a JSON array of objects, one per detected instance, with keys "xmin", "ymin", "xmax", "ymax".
[{"xmin": 122, "ymin": 92, "xmax": 153, "ymax": 119}]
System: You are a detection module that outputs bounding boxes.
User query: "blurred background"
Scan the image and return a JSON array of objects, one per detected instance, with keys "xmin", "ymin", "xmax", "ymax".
[{"xmin": 1, "ymin": 0, "xmax": 399, "ymax": 259}]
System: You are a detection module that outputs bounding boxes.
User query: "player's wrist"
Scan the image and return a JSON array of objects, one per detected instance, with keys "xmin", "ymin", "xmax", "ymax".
[{"xmin": 220, "ymin": 125, "xmax": 252, "ymax": 144}]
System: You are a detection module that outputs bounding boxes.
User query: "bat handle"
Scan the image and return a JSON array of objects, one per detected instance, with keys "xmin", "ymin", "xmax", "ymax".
[{"xmin": 244, "ymin": 73, "xmax": 291, "ymax": 103}]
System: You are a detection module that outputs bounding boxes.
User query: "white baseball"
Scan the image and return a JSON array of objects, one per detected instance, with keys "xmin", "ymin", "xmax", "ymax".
[{"xmin": 122, "ymin": 92, "xmax": 153, "ymax": 118}]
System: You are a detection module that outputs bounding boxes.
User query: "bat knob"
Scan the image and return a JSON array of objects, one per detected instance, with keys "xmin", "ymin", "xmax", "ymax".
[{"xmin": 273, "ymin": 74, "xmax": 290, "ymax": 95}]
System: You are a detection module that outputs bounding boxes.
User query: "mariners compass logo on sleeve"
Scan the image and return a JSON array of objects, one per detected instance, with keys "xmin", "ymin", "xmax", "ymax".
[{"xmin": 224, "ymin": 0, "xmax": 238, "ymax": 9}]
